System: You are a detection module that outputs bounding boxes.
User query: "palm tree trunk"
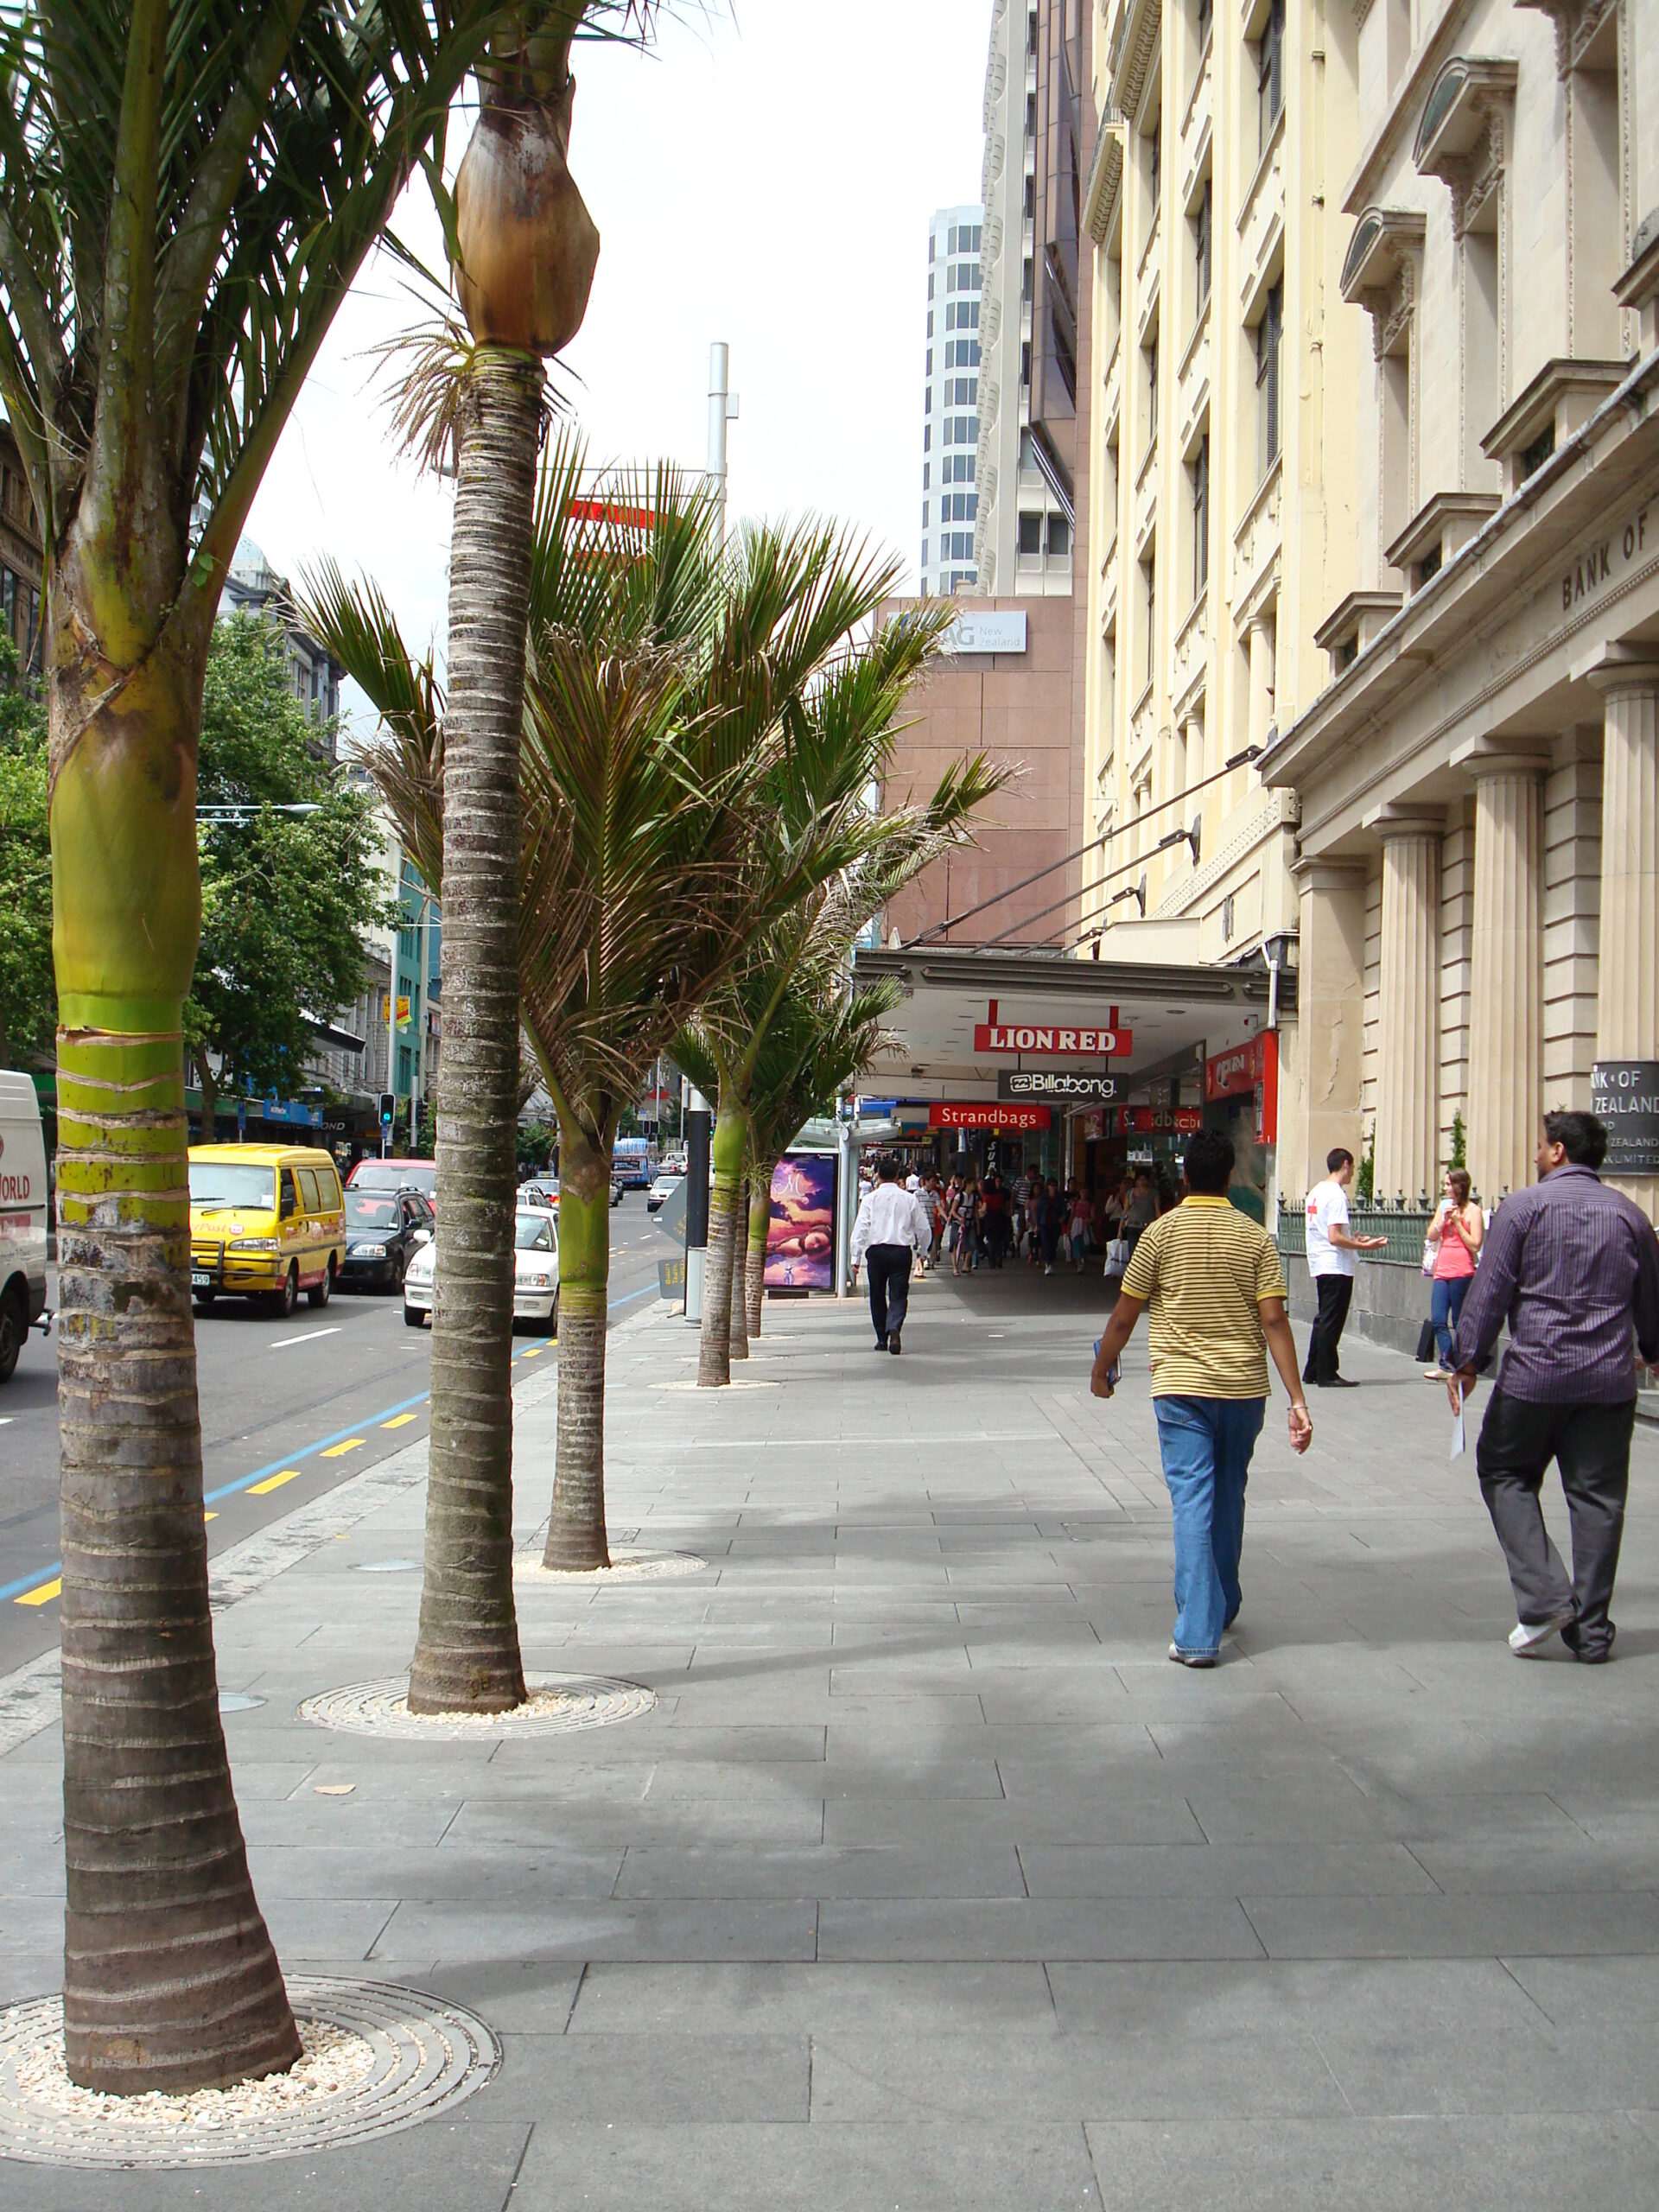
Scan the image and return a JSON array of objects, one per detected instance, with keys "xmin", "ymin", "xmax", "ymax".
[
  {"xmin": 543, "ymin": 1108, "xmax": 612, "ymax": 1571},
  {"xmin": 746, "ymin": 1163, "xmax": 772, "ymax": 1338},
  {"xmin": 408, "ymin": 350, "xmax": 542, "ymax": 1714},
  {"xmin": 697, "ymin": 1089, "xmax": 747, "ymax": 1387},
  {"xmin": 728, "ymin": 1173, "xmax": 749, "ymax": 1360},
  {"xmin": 53, "ymin": 640, "xmax": 299, "ymax": 2091}
]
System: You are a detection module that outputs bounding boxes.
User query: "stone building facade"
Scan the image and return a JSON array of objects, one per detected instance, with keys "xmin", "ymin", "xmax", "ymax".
[
  {"xmin": 1262, "ymin": 0, "xmax": 1659, "ymax": 1210},
  {"xmin": 1078, "ymin": 0, "xmax": 1364, "ymax": 1184}
]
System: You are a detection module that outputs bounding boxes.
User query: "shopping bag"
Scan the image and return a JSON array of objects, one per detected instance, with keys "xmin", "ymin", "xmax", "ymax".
[
  {"xmin": 1104, "ymin": 1236, "xmax": 1130, "ymax": 1275},
  {"xmin": 1414, "ymin": 1317, "xmax": 1437, "ymax": 1364}
]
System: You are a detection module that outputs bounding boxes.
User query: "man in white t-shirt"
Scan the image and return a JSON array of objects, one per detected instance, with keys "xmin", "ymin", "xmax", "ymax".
[{"xmin": 1302, "ymin": 1147, "xmax": 1388, "ymax": 1388}]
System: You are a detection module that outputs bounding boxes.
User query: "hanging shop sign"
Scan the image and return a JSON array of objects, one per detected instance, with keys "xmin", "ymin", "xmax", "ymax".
[
  {"xmin": 1205, "ymin": 1037, "xmax": 1265, "ymax": 1099},
  {"xmin": 928, "ymin": 1103, "xmax": 1052, "ymax": 1133},
  {"xmin": 1116, "ymin": 1106, "xmax": 1203, "ymax": 1135},
  {"xmin": 996, "ymin": 1069, "xmax": 1119, "ymax": 1104},
  {"xmin": 1591, "ymin": 1061, "xmax": 1659, "ymax": 1177},
  {"xmin": 972, "ymin": 1023, "xmax": 1132, "ymax": 1057}
]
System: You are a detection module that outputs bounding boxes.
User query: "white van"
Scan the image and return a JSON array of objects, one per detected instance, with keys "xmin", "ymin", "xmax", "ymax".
[{"xmin": 0, "ymin": 1070, "xmax": 49, "ymax": 1383}]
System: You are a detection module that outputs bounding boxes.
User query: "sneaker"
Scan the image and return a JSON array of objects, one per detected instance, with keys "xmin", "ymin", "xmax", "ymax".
[
  {"xmin": 888, "ymin": 1332, "xmax": 901, "ymax": 1356},
  {"xmin": 1044, "ymin": 1264, "xmax": 1054, "ymax": 1276},
  {"xmin": 1509, "ymin": 1610, "xmax": 1575, "ymax": 1656},
  {"xmin": 1167, "ymin": 1643, "xmax": 1217, "ymax": 1669},
  {"xmin": 1424, "ymin": 1364, "xmax": 1449, "ymax": 1379}
]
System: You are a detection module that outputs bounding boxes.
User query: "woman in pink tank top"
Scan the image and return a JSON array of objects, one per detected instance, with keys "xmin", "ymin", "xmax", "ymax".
[{"xmin": 1425, "ymin": 1166, "xmax": 1484, "ymax": 1377}]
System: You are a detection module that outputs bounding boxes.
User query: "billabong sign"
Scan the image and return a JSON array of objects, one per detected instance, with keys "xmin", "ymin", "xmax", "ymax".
[
  {"xmin": 973, "ymin": 1023, "xmax": 1131, "ymax": 1057},
  {"xmin": 998, "ymin": 1070, "xmax": 1118, "ymax": 1104}
]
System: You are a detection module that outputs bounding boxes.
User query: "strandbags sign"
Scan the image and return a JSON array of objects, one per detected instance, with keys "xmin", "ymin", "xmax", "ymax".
[
  {"xmin": 929, "ymin": 1103, "xmax": 1052, "ymax": 1132},
  {"xmin": 972, "ymin": 1023, "xmax": 1131, "ymax": 1056}
]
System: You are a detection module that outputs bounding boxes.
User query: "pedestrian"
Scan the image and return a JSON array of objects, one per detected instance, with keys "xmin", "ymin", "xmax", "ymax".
[
  {"xmin": 1090, "ymin": 1128, "xmax": 1313, "ymax": 1665},
  {"xmin": 1448, "ymin": 1110, "xmax": 1659, "ymax": 1663},
  {"xmin": 1301, "ymin": 1148, "xmax": 1389, "ymax": 1387},
  {"xmin": 1423, "ymin": 1166, "xmax": 1483, "ymax": 1379},
  {"xmin": 1122, "ymin": 1171, "xmax": 1158, "ymax": 1253},
  {"xmin": 1039, "ymin": 1177, "xmax": 1064, "ymax": 1274},
  {"xmin": 1070, "ymin": 1184, "xmax": 1093, "ymax": 1274},
  {"xmin": 953, "ymin": 1177, "xmax": 980, "ymax": 1275},
  {"xmin": 849, "ymin": 1154, "xmax": 933, "ymax": 1357}
]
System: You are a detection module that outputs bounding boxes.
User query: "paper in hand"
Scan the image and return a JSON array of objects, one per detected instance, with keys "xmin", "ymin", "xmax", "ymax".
[{"xmin": 1450, "ymin": 1398, "xmax": 1466, "ymax": 1460}]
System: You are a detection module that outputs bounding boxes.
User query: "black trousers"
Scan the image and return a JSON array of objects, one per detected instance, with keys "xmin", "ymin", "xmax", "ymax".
[
  {"xmin": 866, "ymin": 1243, "xmax": 912, "ymax": 1344},
  {"xmin": 1476, "ymin": 1389, "xmax": 1634, "ymax": 1656},
  {"xmin": 1303, "ymin": 1274, "xmax": 1355, "ymax": 1384}
]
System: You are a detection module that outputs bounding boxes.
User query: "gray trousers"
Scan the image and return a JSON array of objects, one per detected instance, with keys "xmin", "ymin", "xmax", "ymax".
[{"xmin": 1475, "ymin": 1389, "xmax": 1635, "ymax": 1656}]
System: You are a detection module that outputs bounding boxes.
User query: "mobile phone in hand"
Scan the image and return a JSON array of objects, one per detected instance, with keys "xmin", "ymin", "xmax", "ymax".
[{"xmin": 1093, "ymin": 1339, "xmax": 1122, "ymax": 1388}]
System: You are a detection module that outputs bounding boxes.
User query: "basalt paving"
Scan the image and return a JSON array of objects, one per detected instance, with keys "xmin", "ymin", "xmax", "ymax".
[{"xmin": 3, "ymin": 1267, "xmax": 1659, "ymax": 2208}]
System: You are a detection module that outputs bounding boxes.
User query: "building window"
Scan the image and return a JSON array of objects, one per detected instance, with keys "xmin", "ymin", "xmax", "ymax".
[
  {"xmin": 1024, "ymin": 173, "xmax": 1036, "ymax": 220},
  {"xmin": 1047, "ymin": 515, "xmax": 1070, "ymax": 558},
  {"xmin": 1193, "ymin": 179, "xmax": 1211, "ymax": 312},
  {"xmin": 1256, "ymin": 0, "xmax": 1285, "ymax": 156},
  {"xmin": 1518, "ymin": 423, "xmax": 1554, "ymax": 481},
  {"xmin": 1023, "ymin": 257, "xmax": 1033, "ymax": 302},
  {"xmin": 1146, "ymin": 332, "xmax": 1159, "ymax": 448},
  {"xmin": 1026, "ymin": 91, "xmax": 1037, "ymax": 136},
  {"xmin": 1196, "ymin": 0, "xmax": 1212, "ymax": 52},
  {"xmin": 1019, "ymin": 512, "xmax": 1044, "ymax": 556},
  {"xmin": 1221, "ymin": 892, "xmax": 1236, "ymax": 940},
  {"xmin": 1191, "ymin": 435, "xmax": 1210, "ymax": 600},
  {"xmin": 1149, "ymin": 119, "xmax": 1161, "ymax": 211},
  {"xmin": 1142, "ymin": 546, "xmax": 1157, "ymax": 683},
  {"xmin": 1254, "ymin": 280, "xmax": 1282, "ymax": 476}
]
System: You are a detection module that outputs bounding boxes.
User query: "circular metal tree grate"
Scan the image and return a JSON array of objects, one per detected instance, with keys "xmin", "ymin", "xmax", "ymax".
[
  {"xmin": 298, "ymin": 1671, "xmax": 657, "ymax": 1740},
  {"xmin": 514, "ymin": 1548, "xmax": 709, "ymax": 1582},
  {"xmin": 0, "ymin": 1978, "xmax": 498, "ymax": 2168}
]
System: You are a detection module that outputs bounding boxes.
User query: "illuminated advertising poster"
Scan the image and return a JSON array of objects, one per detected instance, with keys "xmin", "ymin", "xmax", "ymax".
[{"xmin": 765, "ymin": 1153, "xmax": 836, "ymax": 1292}]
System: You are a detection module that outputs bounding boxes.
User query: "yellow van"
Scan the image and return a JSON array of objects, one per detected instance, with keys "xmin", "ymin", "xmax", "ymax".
[{"xmin": 188, "ymin": 1145, "xmax": 346, "ymax": 1318}]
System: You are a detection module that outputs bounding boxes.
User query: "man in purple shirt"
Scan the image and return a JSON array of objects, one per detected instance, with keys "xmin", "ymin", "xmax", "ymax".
[{"xmin": 1450, "ymin": 1109, "xmax": 1659, "ymax": 1663}]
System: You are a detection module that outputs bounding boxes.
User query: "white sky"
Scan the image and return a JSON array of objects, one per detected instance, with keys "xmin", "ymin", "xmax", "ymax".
[{"xmin": 243, "ymin": 0, "xmax": 996, "ymax": 745}]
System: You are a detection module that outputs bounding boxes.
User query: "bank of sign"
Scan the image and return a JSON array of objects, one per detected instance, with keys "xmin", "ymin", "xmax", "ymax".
[
  {"xmin": 929, "ymin": 1102, "xmax": 1052, "ymax": 1132},
  {"xmin": 973, "ymin": 1023, "xmax": 1132, "ymax": 1057},
  {"xmin": 997, "ymin": 1070, "xmax": 1118, "ymax": 1103}
]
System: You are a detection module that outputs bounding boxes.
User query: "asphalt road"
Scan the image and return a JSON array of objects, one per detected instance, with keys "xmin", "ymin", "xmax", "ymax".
[{"xmin": 0, "ymin": 1190, "xmax": 675, "ymax": 1674}]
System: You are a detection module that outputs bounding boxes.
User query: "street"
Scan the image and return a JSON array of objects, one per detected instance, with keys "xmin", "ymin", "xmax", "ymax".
[{"xmin": 0, "ymin": 1192, "xmax": 671, "ymax": 1674}]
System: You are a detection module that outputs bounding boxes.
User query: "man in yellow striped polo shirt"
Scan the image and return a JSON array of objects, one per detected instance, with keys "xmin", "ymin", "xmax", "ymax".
[{"xmin": 1090, "ymin": 1128, "xmax": 1312, "ymax": 1666}]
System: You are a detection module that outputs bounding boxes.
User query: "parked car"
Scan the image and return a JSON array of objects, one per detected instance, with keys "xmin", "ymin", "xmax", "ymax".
[
  {"xmin": 404, "ymin": 1205, "xmax": 559, "ymax": 1333},
  {"xmin": 518, "ymin": 1179, "xmax": 558, "ymax": 1210},
  {"xmin": 645, "ymin": 1171, "xmax": 680, "ymax": 1213},
  {"xmin": 338, "ymin": 1187, "xmax": 434, "ymax": 1294},
  {"xmin": 189, "ymin": 1145, "xmax": 346, "ymax": 1317},
  {"xmin": 0, "ymin": 1069, "xmax": 49, "ymax": 1384},
  {"xmin": 347, "ymin": 1155, "xmax": 437, "ymax": 1209},
  {"xmin": 612, "ymin": 1177, "xmax": 626, "ymax": 1207}
]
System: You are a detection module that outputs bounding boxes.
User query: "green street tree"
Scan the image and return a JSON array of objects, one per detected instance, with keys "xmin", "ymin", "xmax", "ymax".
[
  {"xmin": 0, "ymin": 638, "xmax": 50, "ymax": 1069},
  {"xmin": 690, "ymin": 655, "xmax": 1010, "ymax": 1389},
  {"xmin": 0, "ymin": 0, "xmax": 608, "ymax": 2099},
  {"xmin": 305, "ymin": 442, "xmax": 934, "ymax": 1575},
  {"xmin": 677, "ymin": 977, "xmax": 900, "ymax": 1344},
  {"xmin": 187, "ymin": 617, "xmax": 393, "ymax": 1135}
]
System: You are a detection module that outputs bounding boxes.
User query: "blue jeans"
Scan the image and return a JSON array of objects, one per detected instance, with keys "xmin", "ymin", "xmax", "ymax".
[
  {"xmin": 1432, "ymin": 1275, "xmax": 1470, "ymax": 1369},
  {"xmin": 1153, "ymin": 1395, "xmax": 1267, "ymax": 1657}
]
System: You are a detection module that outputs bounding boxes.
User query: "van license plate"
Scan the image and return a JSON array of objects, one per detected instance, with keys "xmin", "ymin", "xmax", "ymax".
[{"xmin": 191, "ymin": 1273, "xmax": 210, "ymax": 1289}]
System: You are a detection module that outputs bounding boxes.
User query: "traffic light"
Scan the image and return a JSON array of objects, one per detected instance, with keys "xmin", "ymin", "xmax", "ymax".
[{"xmin": 379, "ymin": 1093, "xmax": 395, "ymax": 1130}]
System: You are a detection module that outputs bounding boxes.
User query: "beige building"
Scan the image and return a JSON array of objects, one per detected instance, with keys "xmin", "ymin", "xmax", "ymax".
[
  {"xmin": 1079, "ymin": 0, "xmax": 1365, "ymax": 1185},
  {"xmin": 1264, "ymin": 0, "xmax": 1659, "ymax": 1211}
]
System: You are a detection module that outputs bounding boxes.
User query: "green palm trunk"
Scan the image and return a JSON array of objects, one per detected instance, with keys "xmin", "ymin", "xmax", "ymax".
[
  {"xmin": 747, "ymin": 1163, "xmax": 773, "ymax": 1338},
  {"xmin": 697, "ymin": 1089, "xmax": 748, "ymax": 1386},
  {"xmin": 543, "ymin": 1108, "xmax": 613, "ymax": 1571}
]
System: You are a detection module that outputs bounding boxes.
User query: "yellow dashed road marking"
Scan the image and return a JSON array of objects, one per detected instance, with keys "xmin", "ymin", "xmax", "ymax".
[
  {"xmin": 249, "ymin": 1470, "xmax": 300, "ymax": 1496},
  {"xmin": 321, "ymin": 1439, "xmax": 364, "ymax": 1459},
  {"xmin": 381, "ymin": 1413, "xmax": 417, "ymax": 1430},
  {"xmin": 16, "ymin": 1579, "xmax": 60, "ymax": 1607}
]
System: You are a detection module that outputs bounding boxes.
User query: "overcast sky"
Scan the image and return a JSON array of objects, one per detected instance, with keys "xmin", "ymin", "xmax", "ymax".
[{"xmin": 244, "ymin": 1, "xmax": 996, "ymax": 744}]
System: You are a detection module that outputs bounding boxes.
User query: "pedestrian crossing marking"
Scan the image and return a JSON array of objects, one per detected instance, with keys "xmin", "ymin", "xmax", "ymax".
[
  {"xmin": 16, "ymin": 1579, "xmax": 60, "ymax": 1607},
  {"xmin": 249, "ymin": 1470, "xmax": 301, "ymax": 1496},
  {"xmin": 381, "ymin": 1413, "xmax": 417, "ymax": 1430},
  {"xmin": 321, "ymin": 1439, "xmax": 364, "ymax": 1459}
]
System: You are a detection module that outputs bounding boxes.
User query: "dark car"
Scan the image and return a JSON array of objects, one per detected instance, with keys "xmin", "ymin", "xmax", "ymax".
[{"xmin": 338, "ymin": 1187, "xmax": 434, "ymax": 1294}]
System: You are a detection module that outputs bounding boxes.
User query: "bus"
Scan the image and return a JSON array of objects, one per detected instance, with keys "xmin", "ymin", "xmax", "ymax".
[{"xmin": 612, "ymin": 1135, "xmax": 658, "ymax": 1190}]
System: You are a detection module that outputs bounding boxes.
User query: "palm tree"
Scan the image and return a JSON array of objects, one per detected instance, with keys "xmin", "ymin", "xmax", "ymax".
[
  {"xmin": 308, "ymin": 450, "xmax": 921, "ymax": 1573},
  {"xmin": 692, "ymin": 639, "xmax": 1011, "ymax": 1387},
  {"xmin": 677, "ymin": 980, "xmax": 900, "ymax": 1342},
  {"xmin": 0, "ymin": 0, "xmax": 608, "ymax": 2096}
]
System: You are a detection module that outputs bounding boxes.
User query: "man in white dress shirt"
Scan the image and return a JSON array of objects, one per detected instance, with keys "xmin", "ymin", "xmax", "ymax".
[{"xmin": 849, "ymin": 1155, "xmax": 933, "ymax": 1355}]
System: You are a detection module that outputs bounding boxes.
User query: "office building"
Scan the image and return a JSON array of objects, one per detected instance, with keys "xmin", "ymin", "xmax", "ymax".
[{"xmin": 920, "ymin": 204, "xmax": 984, "ymax": 598}]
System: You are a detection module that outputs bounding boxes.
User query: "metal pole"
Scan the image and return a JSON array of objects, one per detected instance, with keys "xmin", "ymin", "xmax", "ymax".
[{"xmin": 707, "ymin": 342, "xmax": 738, "ymax": 543}]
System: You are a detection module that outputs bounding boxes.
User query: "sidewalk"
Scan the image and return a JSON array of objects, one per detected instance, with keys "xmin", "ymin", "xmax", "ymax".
[{"xmin": 5, "ymin": 1267, "xmax": 1659, "ymax": 2208}]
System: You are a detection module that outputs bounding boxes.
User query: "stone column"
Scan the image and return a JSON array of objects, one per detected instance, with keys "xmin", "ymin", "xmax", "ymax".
[
  {"xmin": 1373, "ymin": 817, "xmax": 1442, "ymax": 1203},
  {"xmin": 1239, "ymin": 613, "xmax": 1274, "ymax": 811},
  {"xmin": 1294, "ymin": 858, "xmax": 1368, "ymax": 1185},
  {"xmin": 1467, "ymin": 756, "xmax": 1545, "ymax": 1202},
  {"xmin": 1592, "ymin": 658, "xmax": 1659, "ymax": 1219}
]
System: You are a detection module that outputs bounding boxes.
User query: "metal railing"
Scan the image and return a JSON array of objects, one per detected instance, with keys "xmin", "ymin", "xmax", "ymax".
[{"xmin": 1276, "ymin": 1196, "xmax": 1440, "ymax": 1267}]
